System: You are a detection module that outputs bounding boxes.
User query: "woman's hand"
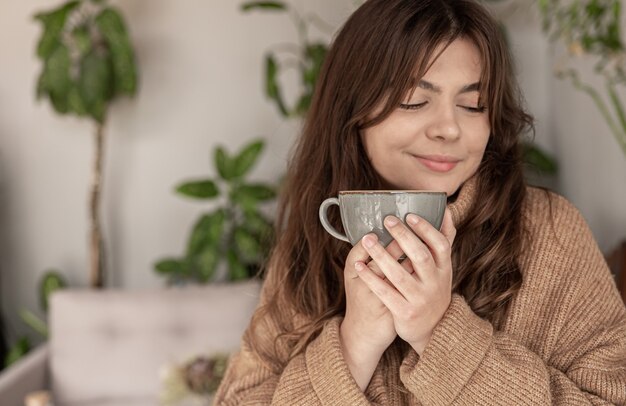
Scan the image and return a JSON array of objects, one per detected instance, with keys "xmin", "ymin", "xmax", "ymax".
[
  {"xmin": 340, "ymin": 237, "xmax": 406, "ymax": 390},
  {"xmin": 355, "ymin": 208, "xmax": 457, "ymax": 356}
]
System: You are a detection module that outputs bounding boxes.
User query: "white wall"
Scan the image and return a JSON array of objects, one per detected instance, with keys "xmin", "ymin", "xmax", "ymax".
[
  {"xmin": 549, "ymin": 51, "xmax": 626, "ymax": 251},
  {"xmin": 0, "ymin": 0, "xmax": 351, "ymax": 343},
  {"xmin": 487, "ymin": 0, "xmax": 626, "ymax": 252},
  {"xmin": 0, "ymin": 0, "xmax": 624, "ymax": 345}
]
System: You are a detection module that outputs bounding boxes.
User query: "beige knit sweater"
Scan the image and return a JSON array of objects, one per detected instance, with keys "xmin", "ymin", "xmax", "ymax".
[{"xmin": 215, "ymin": 177, "xmax": 626, "ymax": 405}]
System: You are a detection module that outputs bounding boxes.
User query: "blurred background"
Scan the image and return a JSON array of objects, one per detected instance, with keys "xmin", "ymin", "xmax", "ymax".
[{"xmin": 0, "ymin": 0, "xmax": 625, "ymax": 402}]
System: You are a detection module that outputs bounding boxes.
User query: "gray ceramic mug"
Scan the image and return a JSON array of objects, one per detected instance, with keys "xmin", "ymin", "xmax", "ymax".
[{"xmin": 318, "ymin": 191, "xmax": 447, "ymax": 246}]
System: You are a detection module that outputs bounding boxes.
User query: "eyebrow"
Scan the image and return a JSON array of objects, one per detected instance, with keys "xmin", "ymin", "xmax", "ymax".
[{"xmin": 416, "ymin": 80, "xmax": 481, "ymax": 95}]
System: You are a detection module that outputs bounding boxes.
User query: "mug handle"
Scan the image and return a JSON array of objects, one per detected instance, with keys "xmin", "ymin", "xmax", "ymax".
[{"xmin": 318, "ymin": 197, "xmax": 350, "ymax": 243}]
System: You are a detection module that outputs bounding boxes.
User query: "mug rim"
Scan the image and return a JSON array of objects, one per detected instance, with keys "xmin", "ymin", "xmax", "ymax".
[{"xmin": 338, "ymin": 190, "xmax": 447, "ymax": 195}]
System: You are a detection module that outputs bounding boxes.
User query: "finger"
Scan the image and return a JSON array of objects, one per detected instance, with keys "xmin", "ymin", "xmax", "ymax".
[
  {"xmin": 405, "ymin": 213, "xmax": 453, "ymax": 271},
  {"xmin": 384, "ymin": 216, "xmax": 435, "ymax": 279},
  {"xmin": 387, "ymin": 240, "xmax": 414, "ymax": 274},
  {"xmin": 362, "ymin": 233, "xmax": 418, "ymax": 300},
  {"xmin": 400, "ymin": 258, "xmax": 414, "ymax": 274},
  {"xmin": 355, "ymin": 261, "xmax": 407, "ymax": 313},
  {"xmin": 345, "ymin": 236, "xmax": 378, "ymax": 279},
  {"xmin": 370, "ymin": 259, "xmax": 412, "ymax": 286},
  {"xmin": 367, "ymin": 240, "xmax": 408, "ymax": 277},
  {"xmin": 439, "ymin": 208, "xmax": 457, "ymax": 246},
  {"xmin": 367, "ymin": 260, "xmax": 386, "ymax": 279},
  {"xmin": 384, "ymin": 240, "xmax": 407, "ymax": 262}
]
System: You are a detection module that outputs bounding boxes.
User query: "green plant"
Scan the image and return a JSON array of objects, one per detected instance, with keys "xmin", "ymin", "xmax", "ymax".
[
  {"xmin": 243, "ymin": 0, "xmax": 558, "ymax": 178},
  {"xmin": 0, "ymin": 320, "xmax": 6, "ymax": 371},
  {"xmin": 34, "ymin": 0, "xmax": 138, "ymax": 288},
  {"xmin": 154, "ymin": 139, "xmax": 276, "ymax": 284},
  {"xmin": 4, "ymin": 271, "xmax": 67, "ymax": 368},
  {"xmin": 241, "ymin": 1, "xmax": 330, "ymax": 118},
  {"xmin": 538, "ymin": 0, "xmax": 626, "ymax": 156},
  {"xmin": 4, "ymin": 338, "xmax": 31, "ymax": 369}
]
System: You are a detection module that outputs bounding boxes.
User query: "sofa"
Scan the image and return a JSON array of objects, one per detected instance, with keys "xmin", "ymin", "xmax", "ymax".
[{"xmin": 0, "ymin": 280, "xmax": 261, "ymax": 406}]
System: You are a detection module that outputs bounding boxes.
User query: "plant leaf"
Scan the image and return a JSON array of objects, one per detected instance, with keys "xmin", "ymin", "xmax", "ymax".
[
  {"xmin": 154, "ymin": 258, "xmax": 187, "ymax": 275},
  {"xmin": 5, "ymin": 337, "xmax": 31, "ymax": 368},
  {"xmin": 187, "ymin": 209, "xmax": 226, "ymax": 257},
  {"xmin": 78, "ymin": 50, "xmax": 114, "ymax": 123},
  {"xmin": 242, "ymin": 210, "xmax": 274, "ymax": 256},
  {"xmin": 39, "ymin": 43, "xmax": 72, "ymax": 113},
  {"xmin": 33, "ymin": 0, "xmax": 80, "ymax": 59},
  {"xmin": 523, "ymin": 142, "xmax": 558, "ymax": 175},
  {"xmin": 19, "ymin": 309, "xmax": 49, "ymax": 338},
  {"xmin": 39, "ymin": 270, "xmax": 67, "ymax": 313},
  {"xmin": 303, "ymin": 43, "xmax": 327, "ymax": 88},
  {"xmin": 243, "ymin": 210, "xmax": 274, "ymax": 239},
  {"xmin": 295, "ymin": 93, "xmax": 312, "ymax": 116},
  {"xmin": 233, "ymin": 140, "xmax": 264, "ymax": 178},
  {"xmin": 234, "ymin": 227, "xmax": 261, "ymax": 262},
  {"xmin": 215, "ymin": 147, "xmax": 237, "ymax": 181},
  {"xmin": 265, "ymin": 54, "xmax": 289, "ymax": 117},
  {"xmin": 67, "ymin": 84, "xmax": 88, "ymax": 116},
  {"xmin": 72, "ymin": 26, "xmax": 92, "ymax": 56},
  {"xmin": 176, "ymin": 179, "xmax": 219, "ymax": 199},
  {"xmin": 194, "ymin": 245, "xmax": 221, "ymax": 282},
  {"xmin": 226, "ymin": 249, "xmax": 250, "ymax": 281},
  {"xmin": 241, "ymin": 1, "xmax": 287, "ymax": 12},
  {"xmin": 95, "ymin": 7, "xmax": 138, "ymax": 95},
  {"xmin": 234, "ymin": 183, "xmax": 277, "ymax": 203}
]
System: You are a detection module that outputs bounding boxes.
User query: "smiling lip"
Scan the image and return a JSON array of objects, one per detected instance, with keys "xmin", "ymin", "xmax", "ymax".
[{"xmin": 413, "ymin": 155, "xmax": 460, "ymax": 172}]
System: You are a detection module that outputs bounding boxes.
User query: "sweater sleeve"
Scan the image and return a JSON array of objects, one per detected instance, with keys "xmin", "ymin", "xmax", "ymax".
[
  {"xmin": 213, "ymin": 306, "xmax": 374, "ymax": 405},
  {"xmin": 399, "ymin": 194, "xmax": 626, "ymax": 405},
  {"xmin": 400, "ymin": 293, "xmax": 625, "ymax": 405}
]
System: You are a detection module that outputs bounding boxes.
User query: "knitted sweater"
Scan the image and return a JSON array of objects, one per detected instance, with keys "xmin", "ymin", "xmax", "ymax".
[{"xmin": 214, "ymin": 177, "xmax": 626, "ymax": 405}]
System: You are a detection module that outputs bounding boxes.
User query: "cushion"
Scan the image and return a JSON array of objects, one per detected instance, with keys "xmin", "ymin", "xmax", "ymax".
[{"xmin": 49, "ymin": 281, "xmax": 260, "ymax": 405}]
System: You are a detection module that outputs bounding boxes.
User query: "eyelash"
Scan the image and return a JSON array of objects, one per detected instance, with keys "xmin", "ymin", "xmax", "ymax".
[{"xmin": 399, "ymin": 102, "xmax": 486, "ymax": 113}]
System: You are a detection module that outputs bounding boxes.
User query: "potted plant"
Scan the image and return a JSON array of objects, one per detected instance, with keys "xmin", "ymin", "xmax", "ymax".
[
  {"xmin": 154, "ymin": 139, "xmax": 277, "ymax": 285},
  {"xmin": 33, "ymin": 0, "xmax": 138, "ymax": 288}
]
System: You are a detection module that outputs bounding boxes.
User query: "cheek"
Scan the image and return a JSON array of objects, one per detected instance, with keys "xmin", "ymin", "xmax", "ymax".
[
  {"xmin": 362, "ymin": 122, "xmax": 402, "ymax": 158},
  {"xmin": 360, "ymin": 129, "xmax": 375, "ymax": 160},
  {"xmin": 466, "ymin": 121, "xmax": 490, "ymax": 155}
]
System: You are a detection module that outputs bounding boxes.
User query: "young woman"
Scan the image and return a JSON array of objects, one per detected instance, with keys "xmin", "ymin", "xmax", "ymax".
[{"xmin": 215, "ymin": 0, "xmax": 626, "ymax": 404}]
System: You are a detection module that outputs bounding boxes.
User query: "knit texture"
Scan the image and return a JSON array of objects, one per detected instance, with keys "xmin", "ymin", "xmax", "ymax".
[{"xmin": 214, "ymin": 176, "xmax": 626, "ymax": 405}]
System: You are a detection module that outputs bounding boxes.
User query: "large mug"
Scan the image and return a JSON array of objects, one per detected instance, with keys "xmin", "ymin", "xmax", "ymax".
[{"xmin": 318, "ymin": 190, "xmax": 447, "ymax": 246}]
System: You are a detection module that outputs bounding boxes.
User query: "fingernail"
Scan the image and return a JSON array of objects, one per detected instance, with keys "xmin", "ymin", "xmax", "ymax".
[
  {"xmin": 406, "ymin": 214, "xmax": 419, "ymax": 225},
  {"xmin": 384, "ymin": 216, "xmax": 399, "ymax": 227},
  {"xmin": 362, "ymin": 234, "xmax": 377, "ymax": 248},
  {"xmin": 354, "ymin": 262, "xmax": 365, "ymax": 271}
]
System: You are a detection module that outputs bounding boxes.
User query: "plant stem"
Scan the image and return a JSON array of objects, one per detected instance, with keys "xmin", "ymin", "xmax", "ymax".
[
  {"xmin": 305, "ymin": 12, "xmax": 336, "ymax": 36},
  {"xmin": 19, "ymin": 309, "xmax": 48, "ymax": 338},
  {"xmin": 287, "ymin": 7, "xmax": 308, "ymax": 49},
  {"xmin": 90, "ymin": 121, "xmax": 106, "ymax": 288},
  {"xmin": 271, "ymin": 42, "xmax": 302, "ymax": 57},
  {"xmin": 566, "ymin": 70, "xmax": 624, "ymax": 148},
  {"xmin": 606, "ymin": 81, "xmax": 626, "ymax": 155}
]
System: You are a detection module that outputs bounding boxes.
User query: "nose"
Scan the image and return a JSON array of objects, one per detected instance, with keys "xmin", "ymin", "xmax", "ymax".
[{"xmin": 424, "ymin": 107, "xmax": 461, "ymax": 141}]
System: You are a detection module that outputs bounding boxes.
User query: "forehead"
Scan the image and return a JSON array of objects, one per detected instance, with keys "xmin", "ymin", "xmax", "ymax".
[
  {"xmin": 400, "ymin": 38, "xmax": 485, "ymax": 101},
  {"xmin": 421, "ymin": 38, "xmax": 482, "ymax": 81}
]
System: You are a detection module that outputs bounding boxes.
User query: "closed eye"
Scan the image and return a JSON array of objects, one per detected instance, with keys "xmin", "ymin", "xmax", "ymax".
[
  {"xmin": 399, "ymin": 102, "xmax": 427, "ymax": 110},
  {"xmin": 400, "ymin": 102, "xmax": 486, "ymax": 113},
  {"xmin": 461, "ymin": 105, "xmax": 487, "ymax": 113}
]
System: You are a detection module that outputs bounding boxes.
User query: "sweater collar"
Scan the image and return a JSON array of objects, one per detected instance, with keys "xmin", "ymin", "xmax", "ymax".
[{"xmin": 447, "ymin": 173, "xmax": 478, "ymax": 226}]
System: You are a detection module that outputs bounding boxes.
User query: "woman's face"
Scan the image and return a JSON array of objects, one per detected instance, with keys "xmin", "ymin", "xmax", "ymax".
[{"xmin": 361, "ymin": 38, "xmax": 490, "ymax": 196}]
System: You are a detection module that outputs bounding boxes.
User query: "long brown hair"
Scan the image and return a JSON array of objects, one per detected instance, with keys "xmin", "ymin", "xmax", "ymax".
[{"xmin": 247, "ymin": 0, "xmax": 533, "ymax": 373}]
